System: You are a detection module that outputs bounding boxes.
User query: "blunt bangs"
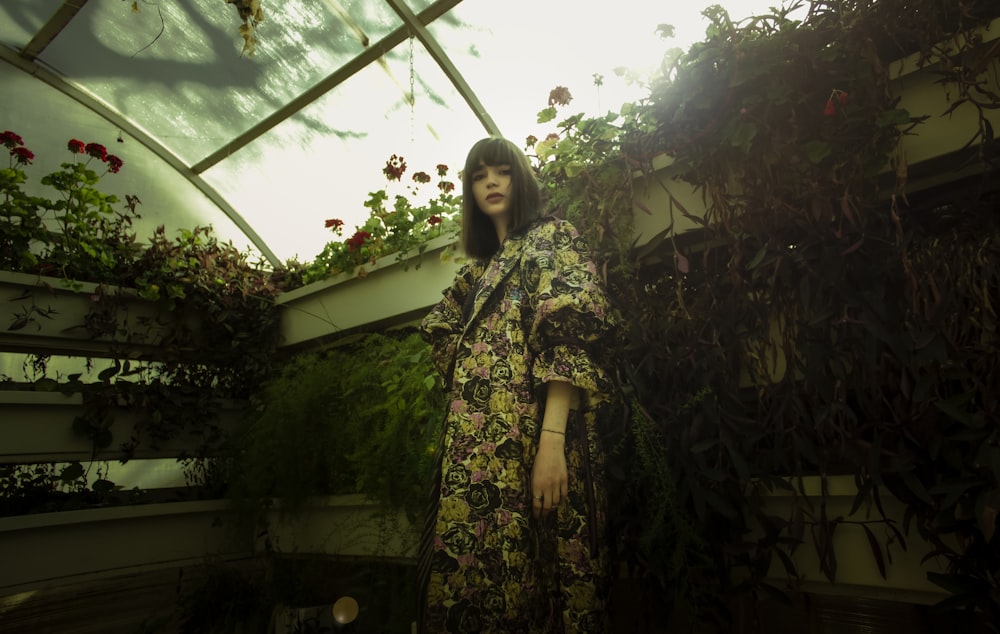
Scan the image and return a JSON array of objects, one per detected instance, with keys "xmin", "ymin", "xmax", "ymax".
[
  {"xmin": 463, "ymin": 137, "xmax": 523, "ymax": 175},
  {"xmin": 460, "ymin": 137, "xmax": 542, "ymax": 259}
]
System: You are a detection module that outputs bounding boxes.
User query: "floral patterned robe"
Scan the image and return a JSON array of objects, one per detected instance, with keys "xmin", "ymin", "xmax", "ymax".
[{"xmin": 419, "ymin": 217, "xmax": 617, "ymax": 633}]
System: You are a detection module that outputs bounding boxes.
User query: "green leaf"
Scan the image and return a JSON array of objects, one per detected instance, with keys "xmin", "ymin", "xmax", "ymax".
[
  {"xmin": 861, "ymin": 524, "xmax": 887, "ymax": 579},
  {"xmin": 59, "ymin": 462, "xmax": 85, "ymax": 482},
  {"xmin": 875, "ymin": 108, "xmax": 910, "ymax": 127},
  {"xmin": 803, "ymin": 140, "xmax": 832, "ymax": 164},
  {"xmin": 536, "ymin": 107, "xmax": 557, "ymax": 124}
]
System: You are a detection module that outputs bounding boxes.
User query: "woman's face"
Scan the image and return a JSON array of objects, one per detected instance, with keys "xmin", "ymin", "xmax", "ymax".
[{"xmin": 471, "ymin": 162, "xmax": 513, "ymax": 226}]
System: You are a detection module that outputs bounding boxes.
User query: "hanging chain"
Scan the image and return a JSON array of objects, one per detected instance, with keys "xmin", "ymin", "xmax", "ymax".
[{"xmin": 409, "ymin": 34, "xmax": 416, "ymax": 143}]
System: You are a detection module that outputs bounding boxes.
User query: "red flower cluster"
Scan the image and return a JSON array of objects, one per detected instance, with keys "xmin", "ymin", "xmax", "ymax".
[
  {"xmin": 68, "ymin": 139, "xmax": 85, "ymax": 154},
  {"xmin": 325, "ymin": 218, "xmax": 344, "ymax": 230},
  {"xmin": 427, "ymin": 215, "xmax": 443, "ymax": 226},
  {"xmin": 436, "ymin": 164, "xmax": 449, "ymax": 177},
  {"xmin": 85, "ymin": 142, "xmax": 108, "ymax": 161},
  {"xmin": 412, "ymin": 171, "xmax": 432, "ymax": 184},
  {"xmin": 108, "ymin": 155, "xmax": 124, "ymax": 173},
  {"xmin": 438, "ymin": 181, "xmax": 455, "ymax": 194},
  {"xmin": 548, "ymin": 85, "xmax": 573, "ymax": 107},
  {"xmin": 10, "ymin": 146, "xmax": 34, "ymax": 165},
  {"xmin": 545, "ymin": 133, "xmax": 559, "ymax": 142},
  {"xmin": 383, "ymin": 154, "xmax": 407, "ymax": 181},
  {"xmin": 823, "ymin": 90, "xmax": 850, "ymax": 116},
  {"xmin": 525, "ymin": 135, "xmax": 538, "ymax": 148},
  {"xmin": 2, "ymin": 131, "xmax": 33, "ymax": 165},
  {"xmin": 346, "ymin": 230, "xmax": 372, "ymax": 250},
  {"xmin": 1, "ymin": 130, "xmax": 24, "ymax": 148}
]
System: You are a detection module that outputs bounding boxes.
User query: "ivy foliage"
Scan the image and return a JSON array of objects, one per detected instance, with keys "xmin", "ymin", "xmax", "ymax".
[
  {"xmin": 550, "ymin": 0, "xmax": 1000, "ymax": 629},
  {"xmin": 228, "ymin": 331, "xmax": 444, "ymax": 518}
]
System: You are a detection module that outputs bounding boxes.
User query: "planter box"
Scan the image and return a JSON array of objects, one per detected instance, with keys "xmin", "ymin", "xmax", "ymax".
[
  {"xmin": 631, "ymin": 19, "xmax": 1000, "ymax": 248},
  {"xmin": 757, "ymin": 475, "xmax": 951, "ymax": 604},
  {"xmin": 0, "ymin": 500, "xmax": 252, "ymax": 594},
  {"xmin": 261, "ymin": 495, "xmax": 418, "ymax": 561},
  {"xmin": 276, "ymin": 235, "xmax": 463, "ymax": 350},
  {"xmin": 0, "ymin": 390, "xmax": 245, "ymax": 464},
  {"xmin": 0, "ymin": 270, "xmax": 187, "ymax": 359}
]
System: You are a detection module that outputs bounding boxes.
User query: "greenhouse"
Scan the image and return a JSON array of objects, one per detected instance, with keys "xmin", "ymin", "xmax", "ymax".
[{"xmin": 1, "ymin": 0, "xmax": 999, "ymax": 632}]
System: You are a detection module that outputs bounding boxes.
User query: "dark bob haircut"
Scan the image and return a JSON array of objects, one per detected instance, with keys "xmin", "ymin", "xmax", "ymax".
[{"xmin": 460, "ymin": 137, "xmax": 542, "ymax": 259}]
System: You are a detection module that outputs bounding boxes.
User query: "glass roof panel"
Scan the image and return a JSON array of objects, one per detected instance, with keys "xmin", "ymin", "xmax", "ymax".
[
  {"xmin": 35, "ymin": 0, "xmax": 404, "ymax": 164},
  {"xmin": 203, "ymin": 35, "xmax": 486, "ymax": 263},
  {"xmin": 429, "ymin": 0, "xmax": 788, "ymax": 143},
  {"xmin": 0, "ymin": 0, "xmax": 63, "ymax": 50},
  {"xmin": 1, "ymin": 62, "xmax": 252, "ymax": 252}
]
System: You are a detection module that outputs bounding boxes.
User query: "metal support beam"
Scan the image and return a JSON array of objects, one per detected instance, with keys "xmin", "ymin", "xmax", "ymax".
[
  {"xmin": 191, "ymin": 0, "xmax": 466, "ymax": 173},
  {"xmin": 383, "ymin": 0, "xmax": 502, "ymax": 138},
  {"xmin": 22, "ymin": 0, "xmax": 89, "ymax": 61}
]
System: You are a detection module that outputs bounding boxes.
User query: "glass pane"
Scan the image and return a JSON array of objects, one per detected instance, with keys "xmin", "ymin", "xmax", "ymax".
[
  {"xmin": 204, "ymin": 36, "xmax": 485, "ymax": 264},
  {"xmin": 1, "ymin": 62, "xmax": 253, "ymax": 254},
  {"xmin": 428, "ymin": 0, "xmax": 786, "ymax": 143},
  {"xmin": 35, "ymin": 0, "xmax": 404, "ymax": 164},
  {"xmin": 0, "ymin": 0, "xmax": 62, "ymax": 50}
]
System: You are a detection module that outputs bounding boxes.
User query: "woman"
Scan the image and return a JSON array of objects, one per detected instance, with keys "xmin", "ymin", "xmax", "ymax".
[{"xmin": 418, "ymin": 137, "xmax": 618, "ymax": 632}]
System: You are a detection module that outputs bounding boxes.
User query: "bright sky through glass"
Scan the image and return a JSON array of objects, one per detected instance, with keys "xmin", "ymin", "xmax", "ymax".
[{"xmin": 257, "ymin": 0, "xmax": 792, "ymax": 265}]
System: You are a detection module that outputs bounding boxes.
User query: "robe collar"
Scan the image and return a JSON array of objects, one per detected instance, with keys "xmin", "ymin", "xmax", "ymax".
[{"xmin": 462, "ymin": 218, "xmax": 547, "ymax": 333}]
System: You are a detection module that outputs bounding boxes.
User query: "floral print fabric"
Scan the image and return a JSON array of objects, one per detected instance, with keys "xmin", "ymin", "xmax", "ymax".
[{"xmin": 419, "ymin": 217, "xmax": 617, "ymax": 633}]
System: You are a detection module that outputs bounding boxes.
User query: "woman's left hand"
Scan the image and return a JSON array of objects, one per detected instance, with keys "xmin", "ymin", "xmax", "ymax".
[{"xmin": 531, "ymin": 437, "xmax": 567, "ymax": 519}]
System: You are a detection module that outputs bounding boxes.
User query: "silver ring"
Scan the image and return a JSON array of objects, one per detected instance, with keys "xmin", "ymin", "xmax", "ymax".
[{"xmin": 534, "ymin": 495, "xmax": 544, "ymax": 501}]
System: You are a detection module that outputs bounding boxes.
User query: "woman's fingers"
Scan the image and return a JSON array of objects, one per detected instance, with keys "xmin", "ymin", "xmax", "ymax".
[{"xmin": 532, "ymin": 487, "xmax": 567, "ymax": 518}]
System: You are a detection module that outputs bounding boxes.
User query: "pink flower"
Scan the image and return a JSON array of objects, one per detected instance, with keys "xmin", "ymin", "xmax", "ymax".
[
  {"xmin": 10, "ymin": 146, "xmax": 34, "ymax": 165},
  {"xmin": 1, "ymin": 131, "xmax": 24, "ymax": 149},
  {"xmin": 107, "ymin": 154, "xmax": 123, "ymax": 173},
  {"xmin": 67, "ymin": 139, "xmax": 85, "ymax": 154},
  {"xmin": 85, "ymin": 142, "xmax": 108, "ymax": 161}
]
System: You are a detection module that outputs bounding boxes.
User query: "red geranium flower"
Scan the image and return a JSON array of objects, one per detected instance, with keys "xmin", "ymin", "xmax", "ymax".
[
  {"xmin": 1, "ymin": 131, "xmax": 24, "ymax": 149},
  {"xmin": 525, "ymin": 135, "xmax": 538, "ymax": 148},
  {"xmin": 545, "ymin": 133, "xmax": 559, "ymax": 142},
  {"xmin": 10, "ymin": 146, "xmax": 34, "ymax": 165},
  {"xmin": 382, "ymin": 154, "xmax": 407, "ymax": 181},
  {"xmin": 427, "ymin": 215, "xmax": 443, "ymax": 226},
  {"xmin": 85, "ymin": 142, "xmax": 108, "ymax": 161},
  {"xmin": 412, "ymin": 171, "xmax": 432, "ymax": 184},
  {"xmin": 823, "ymin": 99, "xmax": 837, "ymax": 117},
  {"xmin": 107, "ymin": 155, "xmax": 123, "ymax": 173},
  {"xmin": 325, "ymin": 218, "xmax": 344, "ymax": 230},
  {"xmin": 346, "ymin": 230, "xmax": 372, "ymax": 251},
  {"xmin": 436, "ymin": 164, "xmax": 449, "ymax": 177},
  {"xmin": 68, "ymin": 139, "xmax": 85, "ymax": 154},
  {"xmin": 438, "ymin": 181, "xmax": 455, "ymax": 194},
  {"xmin": 837, "ymin": 91, "xmax": 850, "ymax": 106}
]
